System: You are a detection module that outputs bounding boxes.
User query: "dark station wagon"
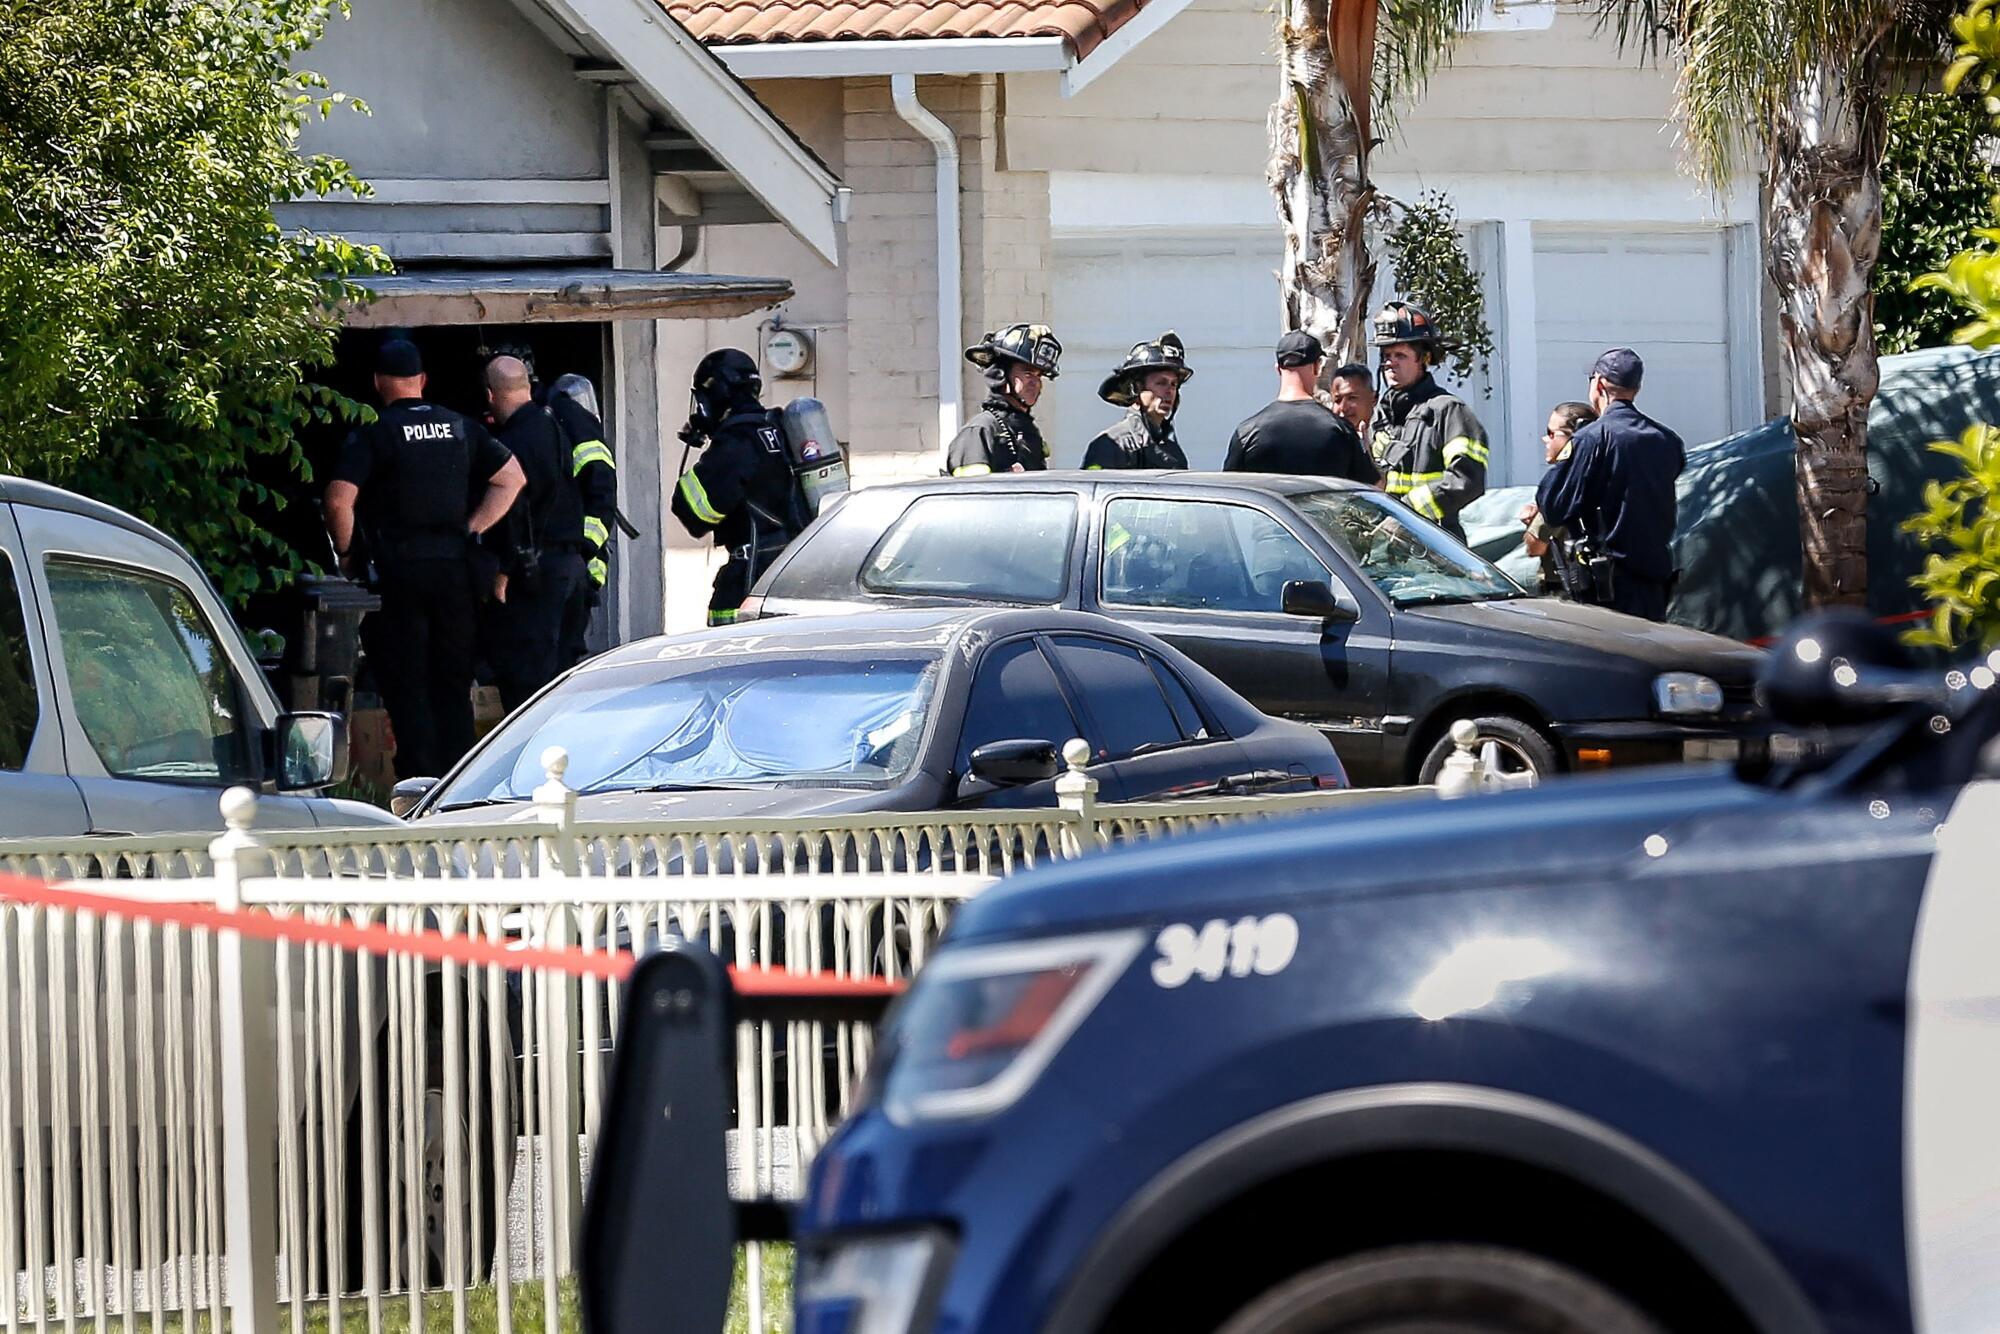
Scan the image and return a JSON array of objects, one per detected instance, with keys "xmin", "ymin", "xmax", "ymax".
[{"xmin": 742, "ymin": 472, "xmax": 1768, "ymax": 786}]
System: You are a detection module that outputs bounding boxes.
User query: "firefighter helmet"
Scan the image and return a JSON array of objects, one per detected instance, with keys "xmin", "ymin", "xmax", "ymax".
[
  {"xmin": 966, "ymin": 324, "xmax": 1063, "ymax": 379},
  {"xmin": 1098, "ymin": 332, "xmax": 1194, "ymax": 406},
  {"xmin": 1370, "ymin": 301, "xmax": 1446, "ymax": 349}
]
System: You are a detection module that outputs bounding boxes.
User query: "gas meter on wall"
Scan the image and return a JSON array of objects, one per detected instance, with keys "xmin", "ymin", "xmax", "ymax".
[{"xmin": 764, "ymin": 326, "xmax": 814, "ymax": 379}]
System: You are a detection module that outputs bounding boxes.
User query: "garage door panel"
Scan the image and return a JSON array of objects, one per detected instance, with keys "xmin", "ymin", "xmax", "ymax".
[
  {"xmin": 1534, "ymin": 227, "xmax": 1732, "ymax": 450},
  {"xmin": 1534, "ymin": 231, "xmax": 1727, "ymax": 337},
  {"xmin": 1051, "ymin": 232, "xmax": 1281, "ymax": 470}
]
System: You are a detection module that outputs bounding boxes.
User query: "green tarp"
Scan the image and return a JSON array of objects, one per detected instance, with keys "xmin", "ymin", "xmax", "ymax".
[{"xmin": 1457, "ymin": 344, "xmax": 2000, "ymax": 643}]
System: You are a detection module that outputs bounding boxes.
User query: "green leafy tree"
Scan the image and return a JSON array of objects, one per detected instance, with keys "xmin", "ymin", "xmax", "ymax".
[
  {"xmin": 1876, "ymin": 93, "xmax": 2000, "ymax": 355},
  {"xmin": 1385, "ymin": 191, "xmax": 1495, "ymax": 389},
  {"xmin": 0, "ymin": 0, "xmax": 388, "ymax": 604},
  {"xmin": 1905, "ymin": 425, "xmax": 2000, "ymax": 648},
  {"xmin": 1902, "ymin": 0, "xmax": 2000, "ymax": 649},
  {"xmin": 1600, "ymin": 0, "xmax": 1960, "ymax": 609}
]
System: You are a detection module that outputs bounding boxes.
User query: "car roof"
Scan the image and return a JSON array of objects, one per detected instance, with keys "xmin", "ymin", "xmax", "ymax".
[
  {"xmin": 857, "ymin": 470, "xmax": 1370, "ymax": 499},
  {"xmin": 584, "ymin": 606, "xmax": 1143, "ymax": 672},
  {"xmin": 0, "ymin": 474, "xmax": 202, "ymax": 565}
]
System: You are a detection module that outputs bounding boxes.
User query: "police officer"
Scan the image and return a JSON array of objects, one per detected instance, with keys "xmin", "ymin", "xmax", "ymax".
[
  {"xmin": 1224, "ymin": 331, "xmax": 1378, "ymax": 482},
  {"xmin": 1535, "ymin": 349, "xmax": 1686, "ymax": 621},
  {"xmin": 481, "ymin": 355, "xmax": 589, "ymax": 710},
  {"xmin": 945, "ymin": 324, "xmax": 1062, "ymax": 476},
  {"xmin": 324, "ymin": 339, "xmax": 525, "ymax": 780},
  {"xmin": 670, "ymin": 349, "xmax": 796, "ymax": 626},
  {"xmin": 1368, "ymin": 301, "xmax": 1489, "ymax": 538},
  {"xmin": 1083, "ymin": 332, "xmax": 1192, "ymax": 470}
]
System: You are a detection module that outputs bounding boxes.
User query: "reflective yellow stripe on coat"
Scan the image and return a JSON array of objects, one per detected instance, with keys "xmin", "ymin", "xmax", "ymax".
[
  {"xmin": 572, "ymin": 440, "xmax": 615, "ymax": 474},
  {"xmin": 1443, "ymin": 436, "xmax": 1490, "ymax": 467},
  {"xmin": 678, "ymin": 471, "xmax": 723, "ymax": 525},
  {"xmin": 581, "ymin": 515, "xmax": 609, "ymax": 548}
]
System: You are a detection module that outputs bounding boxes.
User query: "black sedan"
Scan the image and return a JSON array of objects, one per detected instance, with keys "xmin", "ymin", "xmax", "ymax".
[
  {"xmin": 405, "ymin": 607, "xmax": 1346, "ymax": 822},
  {"xmin": 741, "ymin": 473, "xmax": 1767, "ymax": 785}
]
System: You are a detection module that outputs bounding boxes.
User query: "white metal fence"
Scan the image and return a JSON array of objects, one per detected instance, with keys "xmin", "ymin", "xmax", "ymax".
[{"xmin": 0, "ymin": 742, "xmax": 1501, "ymax": 1334}]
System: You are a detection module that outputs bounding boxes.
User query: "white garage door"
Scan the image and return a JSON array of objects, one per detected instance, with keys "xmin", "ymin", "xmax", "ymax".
[
  {"xmin": 1049, "ymin": 231, "xmax": 1283, "ymax": 470},
  {"xmin": 1534, "ymin": 229, "xmax": 1735, "ymax": 450}
]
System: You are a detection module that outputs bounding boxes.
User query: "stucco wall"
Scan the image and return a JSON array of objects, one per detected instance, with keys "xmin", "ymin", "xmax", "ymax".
[
  {"xmin": 659, "ymin": 73, "xmax": 1058, "ymax": 632},
  {"xmin": 1003, "ymin": 0, "xmax": 1697, "ymax": 186}
]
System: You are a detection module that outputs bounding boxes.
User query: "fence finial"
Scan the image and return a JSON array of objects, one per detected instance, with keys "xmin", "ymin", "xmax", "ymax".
[
  {"xmin": 220, "ymin": 785, "xmax": 259, "ymax": 834},
  {"xmin": 1056, "ymin": 737, "xmax": 1101, "ymax": 851},
  {"xmin": 1435, "ymin": 721, "xmax": 1482, "ymax": 799}
]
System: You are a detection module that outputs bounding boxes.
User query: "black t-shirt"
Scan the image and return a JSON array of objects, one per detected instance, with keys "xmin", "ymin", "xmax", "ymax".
[
  {"xmin": 334, "ymin": 399, "xmax": 512, "ymax": 558},
  {"xmin": 1224, "ymin": 399, "xmax": 1380, "ymax": 484},
  {"xmin": 495, "ymin": 404, "xmax": 584, "ymax": 550}
]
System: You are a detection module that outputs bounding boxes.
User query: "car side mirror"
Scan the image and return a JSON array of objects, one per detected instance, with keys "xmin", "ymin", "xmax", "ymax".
[
  {"xmin": 1282, "ymin": 579, "xmax": 1358, "ymax": 624},
  {"xmin": 273, "ymin": 712, "xmax": 348, "ymax": 791},
  {"xmin": 968, "ymin": 738, "xmax": 1061, "ymax": 788},
  {"xmin": 389, "ymin": 777, "xmax": 439, "ymax": 818}
]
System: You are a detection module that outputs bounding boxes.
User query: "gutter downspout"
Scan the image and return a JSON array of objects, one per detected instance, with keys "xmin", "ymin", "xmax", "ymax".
[{"xmin": 890, "ymin": 73, "xmax": 962, "ymax": 457}]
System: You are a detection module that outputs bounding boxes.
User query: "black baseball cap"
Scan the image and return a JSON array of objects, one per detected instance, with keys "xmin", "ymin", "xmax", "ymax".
[
  {"xmin": 1275, "ymin": 330, "xmax": 1324, "ymax": 368},
  {"xmin": 1592, "ymin": 347, "xmax": 1643, "ymax": 390},
  {"xmin": 375, "ymin": 339, "xmax": 424, "ymax": 377}
]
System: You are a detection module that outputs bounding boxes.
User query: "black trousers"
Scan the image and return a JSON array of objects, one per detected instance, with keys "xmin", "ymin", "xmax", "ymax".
[
  {"xmin": 489, "ymin": 551, "xmax": 588, "ymax": 713},
  {"xmin": 1608, "ymin": 569, "xmax": 1671, "ymax": 622},
  {"xmin": 558, "ymin": 571, "xmax": 597, "ymax": 672},
  {"xmin": 362, "ymin": 559, "xmax": 476, "ymax": 781}
]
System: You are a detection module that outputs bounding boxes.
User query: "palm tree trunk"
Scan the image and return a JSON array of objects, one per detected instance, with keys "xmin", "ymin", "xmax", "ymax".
[
  {"xmin": 1766, "ymin": 60, "xmax": 1884, "ymax": 608},
  {"xmin": 1268, "ymin": 0, "xmax": 1377, "ymax": 367}
]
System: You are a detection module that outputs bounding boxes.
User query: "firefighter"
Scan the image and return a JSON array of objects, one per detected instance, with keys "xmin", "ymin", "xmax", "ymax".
[
  {"xmin": 669, "ymin": 349, "xmax": 796, "ymax": 626},
  {"xmin": 945, "ymin": 324, "xmax": 1062, "ymax": 476},
  {"xmin": 1368, "ymin": 301, "xmax": 1489, "ymax": 539},
  {"xmin": 547, "ymin": 373, "xmax": 617, "ymax": 668},
  {"xmin": 1082, "ymin": 332, "xmax": 1192, "ymax": 470}
]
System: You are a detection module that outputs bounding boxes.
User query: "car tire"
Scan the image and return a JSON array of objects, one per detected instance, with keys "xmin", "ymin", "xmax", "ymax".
[
  {"xmin": 1417, "ymin": 714, "xmax": 1560, "ymax": 784},
  {"xmin": 344, "ymin": 1003, "xmax": 515, "ymax": 1291},
  {"xmin": 1216, "ymin": 1244, "xmax": 1661, "ymax": 1334}
]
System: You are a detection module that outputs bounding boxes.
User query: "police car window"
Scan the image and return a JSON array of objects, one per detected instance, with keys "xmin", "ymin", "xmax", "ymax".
[
  {"xmin": 864, "ymin": 494, "xmax": 1076, "ymax": 603},
  {"xmin": 43, "ymin": 560, "xmax": 257, "ymax": 786},
  {"xmin": 956, "ymin": 639, "xmax": 1086, "ymax": 772},
  {"xmin": 1045, "ymin": 635, "xmax": 1190, "ymax": 760},
  {"xmin": 1102, "ymin": 499, "xmax": 1329, "ymax": 614},
  {"xmin": 0, "ymin": 551, "xmax": 38, "ymax": 770}
]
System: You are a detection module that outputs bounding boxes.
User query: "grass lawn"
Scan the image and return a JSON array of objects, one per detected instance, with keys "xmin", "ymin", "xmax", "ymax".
[{"xmin": 109, "ymin": 1247, "xmax": 792, "ymax": 1334}]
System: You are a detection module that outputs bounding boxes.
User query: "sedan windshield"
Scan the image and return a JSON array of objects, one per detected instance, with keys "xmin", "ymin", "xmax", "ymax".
[
  {"xmin": 1291, "ymin": 488, "xmax": 1525, "ymax": 607},
  {"xmin": 435, "ymin": 654, "xmax": 941, "ymax": 806}
]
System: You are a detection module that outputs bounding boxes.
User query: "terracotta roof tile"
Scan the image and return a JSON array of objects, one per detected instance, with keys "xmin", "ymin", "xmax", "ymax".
[{"xmin": 660, "ymin": 0, "xmax": 1151, "ymax": 60}]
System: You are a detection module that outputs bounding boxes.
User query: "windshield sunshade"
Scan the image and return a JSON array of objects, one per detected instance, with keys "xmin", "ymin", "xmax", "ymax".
[{"xmin": 439, "ymin": 654, "xmax": 941, "ymax": 805}]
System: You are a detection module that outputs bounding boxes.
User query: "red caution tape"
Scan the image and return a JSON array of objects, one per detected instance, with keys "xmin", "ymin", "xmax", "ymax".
[{"xmin": 0, "ymin": 872, "xmax": 907, "ymax": 1001}]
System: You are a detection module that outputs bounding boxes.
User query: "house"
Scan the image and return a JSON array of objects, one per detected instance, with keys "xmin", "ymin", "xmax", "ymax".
[
  {"xmin": 655, "ymin": 0, "xmax": 1768, "ymax": 630},
  {"xmin": 282, "ymin": 0, "xmax": 847, "ymax": 646}
]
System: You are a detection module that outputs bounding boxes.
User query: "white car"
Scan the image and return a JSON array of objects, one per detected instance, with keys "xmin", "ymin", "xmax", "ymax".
[{"xmin": 0, "ymin": 475, "xmax": 396, "ymax": 836}]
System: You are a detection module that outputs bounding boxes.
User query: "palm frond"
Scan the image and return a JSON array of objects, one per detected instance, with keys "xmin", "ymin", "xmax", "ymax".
[
  {"xmin": 1595, "ymin": 0, "xmax": 1962, "ymax": 187},
  {"xmin": 1372, "ymin": 0, "xmax": 1486, "ymax": 137}
]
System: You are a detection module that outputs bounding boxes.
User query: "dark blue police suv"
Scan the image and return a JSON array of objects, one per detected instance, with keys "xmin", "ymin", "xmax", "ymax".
[{"xmin": 584, "ymin": 615, "xmax": 2000, "ymax": 1334}]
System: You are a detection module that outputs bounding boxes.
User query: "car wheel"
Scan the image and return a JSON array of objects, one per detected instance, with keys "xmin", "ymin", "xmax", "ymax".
[
  {"xmin": 1216, "ymin": 1244, "xmax": 1661, "ymax": 1334},
  {"xmin": 345, "ymin": 1006, "xmax": 515, "ymax": 1291},
  {"xmin": 1417, "ymin": 714, "xmax": 1559, "ymax": 784}
]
